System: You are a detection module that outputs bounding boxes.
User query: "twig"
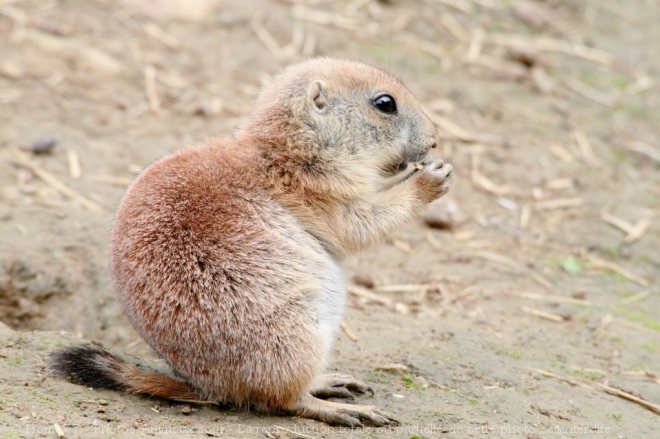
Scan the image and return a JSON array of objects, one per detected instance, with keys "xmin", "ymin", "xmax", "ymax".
[
  {"xmin": 340, "ymin": 320, "xmax": 358, "ymax": 342},
  {"xmin": 10, "ymin": 152, "xmax": 107, "ymax": 214},
  {"xmin": 521, "ymin": 306, "xmax": 564, "ymax": 322}
]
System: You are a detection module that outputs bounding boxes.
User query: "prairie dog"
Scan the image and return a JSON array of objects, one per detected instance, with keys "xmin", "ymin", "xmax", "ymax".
[{"xmin": 51, "ymin": 58, "xmax": 453, "ymax": 426}]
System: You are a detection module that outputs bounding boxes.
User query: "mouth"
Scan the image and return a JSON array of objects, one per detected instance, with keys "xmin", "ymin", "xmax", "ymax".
[{"xmin": 384, "ymin": 151, "xmax": 429, "ymax": 175}]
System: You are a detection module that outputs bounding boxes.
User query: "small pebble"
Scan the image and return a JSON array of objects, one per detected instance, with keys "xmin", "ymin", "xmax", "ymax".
[
  {"xmin": 25, "ymin": 136, "xmax": 57, "ymax": 154},
  {"xmin": 423, "ymin": 198, "xmax": 464, "ymax": 230},
  {"xmin": 180, "ymin": 405, "xmax": 193, "ymax": 415},
  {"xmin": 352, "ymin": 273, "xmax": 375, "ymax": 289}
]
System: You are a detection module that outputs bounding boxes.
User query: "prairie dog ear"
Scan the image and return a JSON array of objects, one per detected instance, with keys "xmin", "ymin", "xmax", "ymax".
[{"xmin": 307, "ymin": 80, "xmax": 327, "ymax": 113}]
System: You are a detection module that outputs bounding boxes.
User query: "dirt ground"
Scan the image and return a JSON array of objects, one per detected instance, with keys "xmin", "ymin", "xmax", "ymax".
[{"xmin": 1, "ymin": 0, "xmax": 659, "ymax": 438}]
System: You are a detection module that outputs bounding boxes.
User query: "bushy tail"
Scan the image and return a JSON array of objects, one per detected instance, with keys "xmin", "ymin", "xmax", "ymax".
[{"xmin": 50, "ymin": 344, "xmax": 203, "ymax": 403}]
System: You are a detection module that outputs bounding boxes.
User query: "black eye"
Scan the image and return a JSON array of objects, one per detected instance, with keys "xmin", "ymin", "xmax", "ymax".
[{"xmin": 373, "ymin": 94, "xmax": 397, "ymax": 114}]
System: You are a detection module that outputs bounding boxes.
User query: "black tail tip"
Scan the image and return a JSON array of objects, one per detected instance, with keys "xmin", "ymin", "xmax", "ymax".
[{"xmin": 49, "ymin": 343, "xmax": 127, "ymax": 391}]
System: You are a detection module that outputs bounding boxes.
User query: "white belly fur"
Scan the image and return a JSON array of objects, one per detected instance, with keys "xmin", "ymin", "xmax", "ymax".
[{"xmin": 313, "ymin": 255, "xmax": 346, "ymax": 367}]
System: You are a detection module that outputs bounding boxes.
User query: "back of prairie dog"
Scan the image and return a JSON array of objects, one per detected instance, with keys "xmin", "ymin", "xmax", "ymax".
[{"xmin": 51, "ymin": 58, "xmax": 453, "ymax": 427}]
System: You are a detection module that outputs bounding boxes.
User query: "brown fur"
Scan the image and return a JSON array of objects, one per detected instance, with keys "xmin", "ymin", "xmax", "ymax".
[{"xmin": 53, "ymin": 58, "xmax": 452, "ymax": 425}]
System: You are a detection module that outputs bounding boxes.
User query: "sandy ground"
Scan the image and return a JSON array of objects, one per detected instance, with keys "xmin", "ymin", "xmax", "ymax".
[{"xmin": 1, "ymin": 0, "xmax": 659, "ymax": 438}]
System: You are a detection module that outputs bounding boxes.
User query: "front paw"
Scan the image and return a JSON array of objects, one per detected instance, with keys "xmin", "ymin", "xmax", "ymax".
[{"xmin": 415, "ymin": 159, "xmax": 453, "ymax": 202}]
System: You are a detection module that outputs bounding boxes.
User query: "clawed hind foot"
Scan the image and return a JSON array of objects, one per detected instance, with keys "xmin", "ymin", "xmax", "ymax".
[
  {"xmin": 309, "ymin": 372, "xmax": 372, "ymax": 400},
  {"xmin": 285, "ymin": 393, "xmax": 398, "ymax": 427}
]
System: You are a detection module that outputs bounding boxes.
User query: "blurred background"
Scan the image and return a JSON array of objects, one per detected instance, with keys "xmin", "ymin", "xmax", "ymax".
[{"xmin": 0, "ymin": 0, "xmax": 658, "ymax": 437}]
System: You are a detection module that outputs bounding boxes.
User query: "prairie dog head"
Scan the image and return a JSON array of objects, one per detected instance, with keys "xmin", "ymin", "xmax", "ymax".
[{"xmin": 241, "ymin": 58, "xmax": 438, "ymax": 194}]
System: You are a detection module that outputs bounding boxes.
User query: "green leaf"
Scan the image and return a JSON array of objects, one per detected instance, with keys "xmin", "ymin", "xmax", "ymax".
[{"xmin": 560, "ymin": 256, "xmax": 582, "ymax": 273}]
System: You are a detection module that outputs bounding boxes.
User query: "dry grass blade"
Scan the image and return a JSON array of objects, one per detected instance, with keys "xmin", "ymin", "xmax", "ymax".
[
  {"xmin": 143, "ymin": 23, "xmax": 181, "ymax": 50},
  {"xmin": 67, "ymin": 149, "xmax": 81, "ymax": 179},
  {"xmin": 535, "ymin": 369, "xmax": 660, "ymax": 415},
  {"xmin": 471, "ymin": 152, "xmax": 512, "ymax": 195},
  {"xmin": 594, "ymin": 382, "xmax": 660, "ymax": 415},
  {"xmin": 532, "ymin": 369, "xmax": 586, "ymax": 387},
  {"xmin": 431, "ymin": 0, "xmax": 473, "ymax": 14},
  {"xmin": 53, "ymin": 423, "xmax": 65, "ymax": 438},
  {"xmin": 600, "ymin": 210, "xmax": 636, "ymax": 235},
  {"xmin": 377, "ymin": 284, "xmax": 438, "ymax": 293},
  {"xmin": 619, "ymin": 290, "xmax": 650, "ymax": 305},
  {"xmin": 473, "ymin": 250, "xmax": 520, "ymax": 268},
  {"xmin": 468, "ymin": 54, "xmax": 528, "ymax": 80},
  {"xmin": 519, "ymin": 204, "xmax": 532, "ymax": 229},
  {"xmin": 398, "ymin": 34, "xmax": 449, "ymax": 60},
  {"xmin": 340, "ymin": 320, "xmax": 358, "ymax": 342},
  {"xmin": 274, "ymin": 425, "xmax": 318, "ymax": 439},
  {"xmin": 10, "ymin": 152, "xmax": 107, "ymax": 214},
  {"xmin": 564, "ymin": 78, "xmax": 618, "ymax": 107},
  {"xmin": 531, "ymin": 272, "xmax": 553, "ymax": 290},
  {"xmin": 624, "ymin": 218, "xmax": 652, "ymax": 243},
  {"xmin": 293, "ymin": 5, "xmax": 356, "ymax": 31},
  {"xmin": 144, "ymin": 65, "xmax": 161, "ymax": 113},
  {"xmin": 534, "ymin": 197, "xmax": 583, "ymax": 210},
  {"xmin": 549, "ymin": 144, "xmax": 576, "ymax": 163},
  {"xmin": 586, "ymin": 255, "xmax": 649, "ymax": 287},
  {"xmin": 439, "ymin": 12, "xmax": 468, "ymax": 41},
  {"xmin": 624, "ymin": 141, "xmax": 660, "ymax": 163},
  {"xmin": 522, "ymin": 306, "xmax": 565, "ymax": 322},
  {"xmin": 424, "ymin": 106, "xmax": 503, "ymax": 145},
  {"xmin": 572, "ymin": 130, "xmax": 600, "ymax": 165},
  {"xmin": 510, "ymin": 291, "xmax": 591, "ymax": 306},
  {"xmin": 601, "ymin": 211, "xmax": 652, "ymax": 244},
  {"xmin": 250, "ymin": 13, "xmax": 295, "ymax": 60},
  {"xmin": 347, "ymin": 285, "xmax": 393, "ymax": 308},
  {"xmin": 466, "ymin": 27, "xmax": 485, "ymax": 61},
  {"xmin": 90, "ymin": 174, "xmax": 133, "ymax": 186},
  {"xmin": 488, "ymin": 33, "xmax": 616, "ymax": 66}
]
